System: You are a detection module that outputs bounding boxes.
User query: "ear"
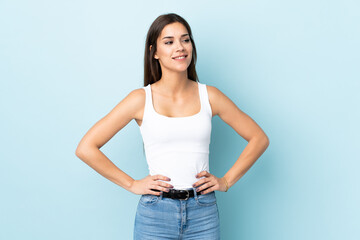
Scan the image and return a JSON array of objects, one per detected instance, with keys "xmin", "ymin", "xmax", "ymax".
[{"xmin": 150, "ymin": 45, "xmax": 158, "ymax": 59}]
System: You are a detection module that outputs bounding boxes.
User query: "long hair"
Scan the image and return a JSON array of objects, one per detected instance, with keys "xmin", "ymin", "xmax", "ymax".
[{"xmin": 143, "ymin": 13, "xmax": 199, "ymax": 87}]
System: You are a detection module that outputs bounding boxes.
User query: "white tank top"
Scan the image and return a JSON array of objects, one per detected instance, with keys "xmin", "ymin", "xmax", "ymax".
[{"xmin": 139, "ymin": 81, "xmax": 212, "ymax": 189}]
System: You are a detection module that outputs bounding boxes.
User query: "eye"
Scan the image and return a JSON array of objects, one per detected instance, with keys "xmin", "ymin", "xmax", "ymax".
[{"xmin": 165, "ymin": 39, "xmax": 190, "ymax": 45}]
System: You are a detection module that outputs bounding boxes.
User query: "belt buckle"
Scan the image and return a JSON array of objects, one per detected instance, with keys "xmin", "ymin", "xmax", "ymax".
[{"xmin": 182, "ymin": 190, "xmax": 190, "ymax": 200}]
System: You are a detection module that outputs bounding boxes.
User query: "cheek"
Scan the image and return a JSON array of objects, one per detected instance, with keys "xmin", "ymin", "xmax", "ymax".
[
  {"xmin": 187, "ymin": 47, "xmax": 193, "ymax": 56},
  {"xmin": 187, "ymin": 52, "xmax": 193, "ymax": 61},
  {"xmin": 156, "ymin": 46, "xmax": 170, "ymax": 57}
]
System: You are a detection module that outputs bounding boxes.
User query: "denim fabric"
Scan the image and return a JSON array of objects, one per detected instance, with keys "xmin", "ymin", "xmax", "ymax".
[{"xmin": 134, "ymin": 187, "xmax": 220, "ymax": 239}]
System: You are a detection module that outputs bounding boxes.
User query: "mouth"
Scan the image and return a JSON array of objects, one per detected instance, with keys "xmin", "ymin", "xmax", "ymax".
[{"xmin": 172, "ymin": 55, "xmax": 188, "ymax": 60}]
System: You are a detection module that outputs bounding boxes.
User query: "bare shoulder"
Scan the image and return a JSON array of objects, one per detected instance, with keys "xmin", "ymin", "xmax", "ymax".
[
  {"xmin": 206, "ymin": 84, "xmax": 244, "ymax": 118},
  {"xmin": 205, "ymin": 84, "xmax": 228, "ymax": 117},
  {"xmin": 125, "ymin": 87, "xmax": 146, "ymax": 121}
]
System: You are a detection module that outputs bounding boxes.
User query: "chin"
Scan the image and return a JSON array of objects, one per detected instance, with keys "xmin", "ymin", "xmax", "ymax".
[
  {"xmin": 174, "ymin": 67, "xmax": 189, "ymax": 73},
  {"xmin": 162, "ymin": 62, "xmax": 191, "ymax": 73},
  {"xmin": 176, "ymin": 64, "xmax": 191, "ymax": 71}
]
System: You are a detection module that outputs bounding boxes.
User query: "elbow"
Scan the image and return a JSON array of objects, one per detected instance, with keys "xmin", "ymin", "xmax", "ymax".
[
  {"xmin": 263, "ymin": 134, "xmax": 270, "ymax": 148},
  {"xmin": 266, "ymin": 136, "xmax": 270, "ymax": 148},
  {"xmin": 249, "ymin": 133, "xmax": 269, "ymax": 149},
  {"xmin": 75, "ymin": 144, "xmax": 99, "ymax": 159},
  {"xmin": 75, "ymin": 146, "xmax": 84, "ymax": 158},
  {"xmin": 254, "ymin": 132, "xmax": 269, "ymax": 148},
  {"xmin": 75, "ymin": 144, "xmax": 89, "ymax": 159}
]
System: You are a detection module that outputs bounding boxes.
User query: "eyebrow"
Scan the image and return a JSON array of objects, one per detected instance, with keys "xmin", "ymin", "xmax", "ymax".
[{"xmin": 162, "ymin": 33, "xmax": 189, "ymax": 40}]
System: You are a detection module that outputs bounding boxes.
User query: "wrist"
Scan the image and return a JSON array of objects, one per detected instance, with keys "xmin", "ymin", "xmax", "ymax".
[
  {"xmin": 222, "ymin": 177, "xmax": 229, "ymax": 192},
  {"xmin": 128, "ymin": 179, "xmax": 136, "ymax": 192}
]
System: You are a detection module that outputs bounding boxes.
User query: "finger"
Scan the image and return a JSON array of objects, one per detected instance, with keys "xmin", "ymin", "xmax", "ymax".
[
  {"xmin": 150, "ymin": 183, "xmax": 170, "ymax": 192},
  {"xmin": 196, "ymin": 171, "xmax": 209, "ymax": 178},
  {"xmin": 153, "ymin": 181, "xmax": 173, "ymax": 189},
  {"xmin": 193, "ymin": 177, "xmax": 209, "ymax": 187},
  {"xmin": 196, "ymin": 182, "xmax": 212, "ymax": 192},
  {"xmin": 154, "ymin": 184, "xmax": 170, "ymax": 192},
  {"xmin": 158, "ymin": 181, "xmax": 174, "ymax": 188},
  {"xmin": 148, "ymin": 188, "xmax": 162, "ymax": 195},
  {"xmin": 195, "ymin": 171, "xmax": 204, "ymax": 178},
  {"xmin": 192, "ymin": 180, "xmax": 202, "ymax": 188},
  {"xmin": 153, "ymin": 175, "xmax": 171, "ymax": 181},
  {"xmin": 201, "ymin": 186, "xmax": 215, "ymax": 195}
]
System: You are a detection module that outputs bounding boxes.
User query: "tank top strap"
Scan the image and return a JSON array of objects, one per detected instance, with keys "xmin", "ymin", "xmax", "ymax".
[
  {"xmin": 199, "ymin": 82, "xmax": 212, "ymax": 118},
  {"xmin": 143, "ymin": 84, "xmax": 151, "ymax": 107},
  {"xmin": 141, "ymin": 84, "xmax": 154, "ymax": 125}
]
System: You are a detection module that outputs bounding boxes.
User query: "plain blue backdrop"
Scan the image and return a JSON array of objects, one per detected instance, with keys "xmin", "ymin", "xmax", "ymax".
[{"xmin": 1, "ymin": 0, "xmax": 359, "ymax": 239}]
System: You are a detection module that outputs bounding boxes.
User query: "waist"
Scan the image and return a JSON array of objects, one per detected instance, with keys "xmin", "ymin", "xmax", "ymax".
[{"xmin": 146, "ymin": 152, "xmax": 210, "ymax": 189}]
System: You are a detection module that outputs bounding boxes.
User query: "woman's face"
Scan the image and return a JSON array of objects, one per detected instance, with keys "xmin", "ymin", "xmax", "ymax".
[{"xmin": 152, "ymin": 22, "xmax": 193, "ymax": 74}]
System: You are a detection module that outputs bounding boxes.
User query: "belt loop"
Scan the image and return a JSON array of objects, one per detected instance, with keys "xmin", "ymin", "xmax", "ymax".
[
  {"xmin": 160, "ymin": 191, "xmax": 163, "ymax": 200},
  {"xmin": 192, "ymin": 187, "xmax": 198, "ymax": 200}
]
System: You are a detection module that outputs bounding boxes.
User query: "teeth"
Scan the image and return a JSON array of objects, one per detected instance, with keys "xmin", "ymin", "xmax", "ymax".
[{"xmin": 174, "ymin": 56, "xmax": 186, "ymax": 59}]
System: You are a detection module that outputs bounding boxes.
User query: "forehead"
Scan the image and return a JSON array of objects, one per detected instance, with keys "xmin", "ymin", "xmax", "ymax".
[{"xmin": 159, "ymin": 22, "xmax": 189, "ymax": 39}]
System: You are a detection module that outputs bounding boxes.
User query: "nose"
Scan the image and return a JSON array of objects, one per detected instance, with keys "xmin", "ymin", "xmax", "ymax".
[{"xmin": 175, "ymin": 40, "xmax": 185, "ymax": 51}]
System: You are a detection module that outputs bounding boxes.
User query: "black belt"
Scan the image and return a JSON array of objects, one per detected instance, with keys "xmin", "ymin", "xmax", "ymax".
[{"xmin": 151, "ymin": 188, "xmax": 203, "ymax": 200}]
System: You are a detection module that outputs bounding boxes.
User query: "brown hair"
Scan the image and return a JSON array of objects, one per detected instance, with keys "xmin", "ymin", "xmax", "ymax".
[{"xmin": 143, "ymin": 13, "xmax": 199, "ymax": 86}]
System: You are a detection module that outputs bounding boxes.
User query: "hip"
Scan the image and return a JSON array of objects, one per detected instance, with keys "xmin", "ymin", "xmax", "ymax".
[{"xmin": 134, "ymin": 189, "xmax": 220, "ymax": 239}]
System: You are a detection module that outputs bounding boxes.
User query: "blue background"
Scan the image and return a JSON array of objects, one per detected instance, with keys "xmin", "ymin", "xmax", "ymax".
[{"xmin": 1, "ymin": 0, "xmax": 359, "ymax": 239}]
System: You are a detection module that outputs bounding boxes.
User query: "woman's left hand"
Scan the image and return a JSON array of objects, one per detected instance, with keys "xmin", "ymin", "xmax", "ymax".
[{"xmin": 192, "ymin": 171, "xmax": 228, "ymax": 194}]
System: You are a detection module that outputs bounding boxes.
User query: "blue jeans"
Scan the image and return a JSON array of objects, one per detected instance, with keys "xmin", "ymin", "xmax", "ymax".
[{"xmin": 134, "ymin": 187, "xmax": 220, "ymax": 239}]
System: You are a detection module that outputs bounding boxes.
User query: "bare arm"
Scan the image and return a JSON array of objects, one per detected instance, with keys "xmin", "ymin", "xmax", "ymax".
[
  {"xmin": 75, "ymin": 88, "xmax": 144, "ymax": 192},
  {"xmin": 208, "ymin": 85, "xmax": 270, "ymax": 189}
]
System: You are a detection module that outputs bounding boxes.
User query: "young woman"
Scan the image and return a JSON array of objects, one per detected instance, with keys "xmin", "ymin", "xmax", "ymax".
[{"xmin": 76, "ymin": 13, "xmax": 269, "ymax": 239}]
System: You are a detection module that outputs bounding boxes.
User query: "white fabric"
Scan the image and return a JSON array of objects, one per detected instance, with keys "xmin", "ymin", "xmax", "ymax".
[{"xmin": 139, "ymin": 81, "xmax": 212, "ymax": 189}]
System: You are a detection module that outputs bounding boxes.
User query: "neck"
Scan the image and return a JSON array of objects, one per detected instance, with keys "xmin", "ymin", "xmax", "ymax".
[{"xmin": 156, "ymin": 71, "xmax": 191, "ymax": 95}]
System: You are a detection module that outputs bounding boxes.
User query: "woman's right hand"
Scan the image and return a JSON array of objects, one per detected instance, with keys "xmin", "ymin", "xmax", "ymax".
[{"xmin": 130, "ymin": 174, "xmax": 174, "ymax": 195}]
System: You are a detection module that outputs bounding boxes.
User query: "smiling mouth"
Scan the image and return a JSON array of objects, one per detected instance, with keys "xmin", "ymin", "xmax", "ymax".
[
  {"xmin": 172, "ymin": 55, "xmax": 188, "ymax": 60},
  {"xmin": 173, "ymin": 55, "xmax": 187, "ymax": 59}
]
